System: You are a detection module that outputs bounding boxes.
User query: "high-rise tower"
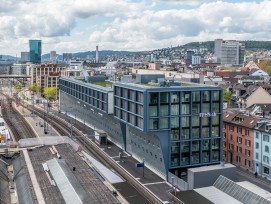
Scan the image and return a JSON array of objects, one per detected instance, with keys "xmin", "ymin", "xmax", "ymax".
[
  {"xmin": 96, "ymin": 45, "xmax": 99, "ymax": 63},
  {"xmin": 29, "ymin": 40, "xmax": 42, "ymax": 64},
  {"xmin": 50, "ymin": 51, "xmax": 56, "ymax": 63},
  {"xmin": 214, "ymin": 39, "xmax": 245, "ymax": 65},
  {"xmin": 21, "ymin": 52, "xmax": 30, "ymax": 62}
]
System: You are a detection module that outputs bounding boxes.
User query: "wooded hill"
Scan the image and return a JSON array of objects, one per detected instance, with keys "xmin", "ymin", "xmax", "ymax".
[{"xmin": 182, "ymin": 41, "xmax": 271, "ymax": 51}]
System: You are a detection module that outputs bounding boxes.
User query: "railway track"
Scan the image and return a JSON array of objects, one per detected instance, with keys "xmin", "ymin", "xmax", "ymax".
[
  {"xmin": 1, "ymin": 97, "xmax": 36, "ymax": 141},
  {"xmin": 0, "ymin": 91, "xmax": 162, "ymax": 203},
  {"xmin": 24, "ymin": 102, "xmax": 163, "ymax": 204}
]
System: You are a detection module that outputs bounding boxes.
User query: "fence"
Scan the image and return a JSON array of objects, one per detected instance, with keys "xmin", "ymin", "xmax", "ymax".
[{"xmin": 168, "ymin": 171, "xmax": 189, "ymax": 191}]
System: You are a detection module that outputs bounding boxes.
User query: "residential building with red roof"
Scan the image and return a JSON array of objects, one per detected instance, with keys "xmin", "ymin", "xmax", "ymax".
[{"xmin": 223, "ymin": 112, "xmax": 258, "ymax": 171}]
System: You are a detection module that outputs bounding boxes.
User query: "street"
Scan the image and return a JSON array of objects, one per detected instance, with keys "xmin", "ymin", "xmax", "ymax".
[{"xmin": 236, "ymin": 167, "xmax": 271, "ymax": 192}]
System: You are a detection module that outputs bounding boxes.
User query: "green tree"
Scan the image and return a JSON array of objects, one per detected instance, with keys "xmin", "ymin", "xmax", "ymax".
[
  {"xmin": 44, "ymin": 87, "xmax": 57, "ymax": 101},
  {"xmin": 15, "ymin": 84, "xmax": 22, "ymax": 90},
  {"xmin": 258, "ymin": 60, "xmax": 271, "ymax": 75},
  {"xmin": 223, "ymin": 89, "xmax": 232, "ymax": 106},
  {"xmin": 28, "ymin": 83, "xmax": 39, "ymax": 92}
]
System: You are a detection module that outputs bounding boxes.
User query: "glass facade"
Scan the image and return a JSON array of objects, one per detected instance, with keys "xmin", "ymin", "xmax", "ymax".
[
  {"xmin": 29, "ymin": 40, "xmax": 42, "ymax": 64},
  {"xmin": 114, "ymin": 86, "xmax": 144, "ymax": 130},
  {"xmin": 60, "ymin": 81, "xmax": 222, "ymax": 179},
  {"xmin": 59, "ymin": 78, "xmax": 111, "ymax": 113},
  {"xmin": 146, "ymin": 90, "xmax": 222, "ymax": 172},
  {"xmin": 114, "ymin": 83, "xmax": 222, "ymax": 178}
]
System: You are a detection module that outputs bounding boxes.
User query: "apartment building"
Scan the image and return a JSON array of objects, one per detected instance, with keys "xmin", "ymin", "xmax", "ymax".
[
  {"xmin": 31, "ymin": 64, "xmax": 67, "ymax": 95},
  {"xmin": 254, "ymin": 120, "xmax": 271, "ymax": 179},
  {"xmin": 223, "ymin": 112, "xmax": 258, "ymax": 171}
]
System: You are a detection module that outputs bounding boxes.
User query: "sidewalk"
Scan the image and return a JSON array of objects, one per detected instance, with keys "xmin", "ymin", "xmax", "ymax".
[
  {"xmin": 236, "ymin": 166, "xmax": 271, "ymax": 193},
  {"xmin": 15, "ymin": 104, "xmax": 58, "ymax": 137}
]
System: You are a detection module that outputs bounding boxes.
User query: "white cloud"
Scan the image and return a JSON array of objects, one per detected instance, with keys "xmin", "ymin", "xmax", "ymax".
[
  {"xmin": 0, "ymin": 0, "xmax": 271, "ymax": 55},
  {"xmin": 88, "ymin": 1, "xmax": 271, "ymax": 51},
  {"xmin": 153, "ymin": 0, "xmax": 210, "ymax": 6}
]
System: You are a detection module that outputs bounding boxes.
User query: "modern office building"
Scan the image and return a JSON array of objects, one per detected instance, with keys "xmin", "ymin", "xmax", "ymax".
[
  {"xmin": 63, "ymin": 53, "xmax": 73, "ymax": 62},
  {"xmin": 0, "ymin": 61, "xmax": 13, "ymax": 74},
  {"xmin": 11, "ymin": 63, "xmax": 28, "ymax": 75},
  {"xmin": 185, "ymin": 50, "xmax": 195, "ymax": 65},
  {"xmin": 96, "ymin": 46, "xmax": 99, "ymax": 63},
  {"xmin": 214, "ymin": 39, "xmax": 245, "ymax": 65},
  {"xmin": 192, "ymin": 55, "xmax": 201, "ymax": 65},
  {"xmin": 59, "ymin": 77, "xmax": 223, "ymax": 180},
  {"xmin": 21, "ymin": 52, "xmax": 30, "ymax": 62},
  {"xmin": 29, "ymin": 40, "xmax": 42, "ymax": 64},
  {"xmin": 214, "ymin": 39, "xmax": 223, "ymax": 63},
  {"xmin": 50, "ymin": 51, "xmax": 57, "ymax": 63}
]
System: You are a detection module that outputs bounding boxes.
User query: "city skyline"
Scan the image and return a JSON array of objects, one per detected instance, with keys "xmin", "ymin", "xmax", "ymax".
[{"xmin": 0, "ymin": 0, "xmax": 268, "ymax": 55}]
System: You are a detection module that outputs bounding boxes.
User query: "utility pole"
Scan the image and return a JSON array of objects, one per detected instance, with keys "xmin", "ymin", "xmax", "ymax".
[
  {"xmin": 143, "ymin": 159, "xmax": 145, "ymax": 178},
  {"xmin": 84, "ymin": 119, "xmax": 86, "ymax": 133},
  {"xmin": 70, "ymin": 118, "xmax": 73, "ymax": 139},
  {"xmin": 43, "ymin": 100, "xmax": 47, "ymax": 134},
  {"xmin": 31, "ymin": 91, "xmax": 35, "ymax": 118},
  {"xmin": 9, "ymin": 79, "xmax": 13, "ymax": 97}
]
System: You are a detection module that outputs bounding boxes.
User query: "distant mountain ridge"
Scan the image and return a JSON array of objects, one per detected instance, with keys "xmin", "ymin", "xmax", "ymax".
[
  {"xmin": 42, "ymin": 50, "xmax": 139, "ymax": 60},
  {"xmin": 182, "ymin": 40, "xmax": 271, "ymax": 51},
  {"xmin": 0, "ymin": 55, "xmax": 17, "ymax": 61},
  {"xmin": 3, "ymin": 40, "xmax": 271, "ymax": 59}
]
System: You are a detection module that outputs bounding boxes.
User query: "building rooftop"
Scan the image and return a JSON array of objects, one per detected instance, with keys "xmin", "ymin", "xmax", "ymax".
[
  {"xmin": 175, "ymin": 190, "xmax": 213, "ymax": 204},
  {"xmin": 179, "ymin": 175, "xmax": 271, "ymax": 204},
  {"xmin": 213, "ymin": 175, "xmax": 271, "ymax": 204},
  {"xmin": 115, "ymin": 80, "xmax": 217, "ymax": 90},
  {"xmin": 195, "ymin": 186, "xmax": 242, "ymax": 204},
  {"xmin": 238, "ymin": 181, "xmax": 271, "ymax": 201},
  {"xmin": 223, "ymin": 112, "xmax": 258, "ymax": 128},
  {"xmin": 188, "ymin": 163, "xmax": 235, "ymax": 173},
  {"xmin": 61, "ymin": 76, "xmax": 113, "ymax": 92}
]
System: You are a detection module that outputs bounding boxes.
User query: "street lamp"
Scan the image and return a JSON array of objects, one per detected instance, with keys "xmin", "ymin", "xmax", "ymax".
[
  {"xmin": 31, "ymin": 91, "xmax": 35, "ymax": 118},
  {"xmin": 171, "ymin": 177, "xmax": 174, "ymax": 192},
  {"xmin": 43, "ymin": 99, "xmax": 48, "ymax": 134},
  {"xmin": 142, "ymin": 158, "xmax": 145, "ymax": 178}
]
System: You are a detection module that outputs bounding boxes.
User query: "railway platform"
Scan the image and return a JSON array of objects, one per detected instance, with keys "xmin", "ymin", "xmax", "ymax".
[
  {"xmin": 53, "ymin": 111, "xmax": 182, "ymax": 203},
  {"xmin": 15, "ymin": 91, "xmax": 182, "ymax": 203},
  {"xmin": 15, "ymin": 104, "xmax": 59, "ymax": 137}
]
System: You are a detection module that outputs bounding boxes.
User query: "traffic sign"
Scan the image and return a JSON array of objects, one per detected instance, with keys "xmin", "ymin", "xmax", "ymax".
[{"xmin": 136, "ymin": 162, "xmax": 144, "ymax": 168}]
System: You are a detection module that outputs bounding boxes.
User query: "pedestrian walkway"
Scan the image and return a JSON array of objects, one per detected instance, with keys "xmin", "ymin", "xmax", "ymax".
[
  {"xmin": 15, "ymin": 104, "xmax": 58, "ymax": 137},
  {"xmin": 22, "ymin": 149, "xmax": 46, "ymax": 204}
]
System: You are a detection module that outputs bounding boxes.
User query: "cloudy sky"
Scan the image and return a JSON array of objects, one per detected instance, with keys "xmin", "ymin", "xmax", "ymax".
[{"xmin": 0, "ymin": 0, "xmax": 269, "ymax": 55}]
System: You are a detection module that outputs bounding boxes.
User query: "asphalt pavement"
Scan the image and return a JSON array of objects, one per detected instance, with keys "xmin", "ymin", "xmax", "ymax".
[{"xmin": 236, "ymin": 166, "xmax": 271, "ymax": 193}]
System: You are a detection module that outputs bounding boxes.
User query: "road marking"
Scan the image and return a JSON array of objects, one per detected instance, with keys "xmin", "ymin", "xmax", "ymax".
[
  {"xmin": 143, "ymin": 181, "xmax": 167, "ymax": 186},
  {"xmin": 136, "ymin": 177, "xmax": 141, "ymax": 180}
]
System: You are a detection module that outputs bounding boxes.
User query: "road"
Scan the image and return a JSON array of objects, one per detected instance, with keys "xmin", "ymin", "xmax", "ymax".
[{"xmin": 236, "ymin": 167, "xmax": 271, "ymax": 192}]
